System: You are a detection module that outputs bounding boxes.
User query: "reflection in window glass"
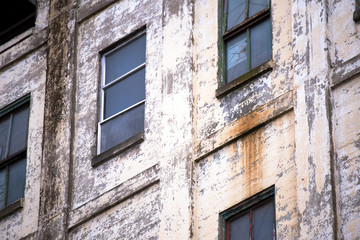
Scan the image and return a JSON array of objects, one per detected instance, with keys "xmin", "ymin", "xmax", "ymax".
[
  {"xmin": 105, "ymin": 34, "xmax": 146, "ymax": 84},
  {"xmin": 104, "ymin": 68, "xmax": 145, "ymax": 119},
  {"xmin": 8, "ymin": 106, "xmax": 29, "ymax": 156},
  {"xmin": 250, "ymin": 17, "xmax": 271, "ymax": 69},
  {"xmin": 229, "ymin": 213, "xmax": 250, "ymax": 240},
  {"xmin": 101, "ymin": 103, "xmax": 144, "ymax": 153},
  {"xmin": 249, "ymin": 0, "xmax": 268, "ymax": 17},
  {"xmin": 222, "ymin": 0, "xmax": 271, "ymax": 83},
  {"xmin": 253, "ymin": 200, "xmax": 274, "ymax": 240},
  {"xmin": 6, "ymin": 157, "xmax": 26, "ymax": 205},
  {"xmin": 226, "ymin": 31, "xmax": 247, "ymax": 83},
  {"xmin": 227, "ymin": 0, "xmax": 246, "ymax": 30}
]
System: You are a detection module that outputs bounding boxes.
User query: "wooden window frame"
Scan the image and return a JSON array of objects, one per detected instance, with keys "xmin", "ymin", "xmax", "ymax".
[
  {"xmin": 219, "ymin": 186, "xmax": 276, "ymax": 240},
  {"xmin": 0, "ymin": 95, "xmax": 30, "ymax": 211},
  {"xmin": 218, "ymin": 0, "xmax": 273, "ymax": 96}
]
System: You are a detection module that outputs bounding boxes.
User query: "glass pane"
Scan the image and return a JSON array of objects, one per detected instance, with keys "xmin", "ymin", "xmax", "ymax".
[
  {"xmin": 104, "ymin": 68, "xmax": 145, "ymax": 119},
  {"xmin": 8, "ymin": 106, "xmax": 29, "ymax": 156},
  {"xmin": 249, "ymin": 0, "xmax": 269, "ymax": 17},
  {"xmin": 105, "ymin": 34, "xmax": 146, "ymax": 84},
  {"xmin": 253, "ymin": 199, "xmax": 274, "ymax": 240},
  {"xmin": 229, "ymin": 213, "xmax": 250, "ymax": 240},
  {"xmin": 250, "ymin": 17, "xmax": 271, "ymax": 69},
  {"xmin": 227, "ymin": 0, "xmax": 246, "ymax": 30},
  {"xmin": 226, "ymin": 31, "xmax": 248, "ymax": 83},
  {"xmin": 0, "ymin": 168, "xmax": 6, "ymax": 208},
  {"xmin": 0, "ymin": 116, "xmax": 10, "ymax": 160},
  {"xmin": 6, "ymin": 157, "xmax": 26, "ymax": 205},
  {"xmin": 101, "ymin": 103, "xmax": 144, "ymax": 153}
]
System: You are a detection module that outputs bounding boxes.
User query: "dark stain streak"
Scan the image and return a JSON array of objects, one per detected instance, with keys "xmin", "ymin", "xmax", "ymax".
[{"xmin": 304, "ymin": 78, "xmax": 316, "ymax": 139}]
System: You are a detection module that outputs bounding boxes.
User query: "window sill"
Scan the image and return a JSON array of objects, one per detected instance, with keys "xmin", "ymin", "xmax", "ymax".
[
  {"xmin": 92, "ymin": 131, "xmax": 144, "ymax": 167},
  {"xmin": 216, "ymin": 60, "xmax": 274, "ymax": 98},
  {"xmin": 0, "ymin": 198, "xmax": 24, "ymax": 220},
  {"xmin": 0, "ymin": 28, "xmax": 33, "ymax": 54},
  {"xmin": 354, "ymin": 10, "xmax": 360, "ymax": 22}
]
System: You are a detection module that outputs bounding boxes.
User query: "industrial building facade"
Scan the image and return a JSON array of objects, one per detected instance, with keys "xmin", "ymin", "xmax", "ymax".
[{"xmin": 0, "ymin": 0, "xmax": 359, "ymax": 239}]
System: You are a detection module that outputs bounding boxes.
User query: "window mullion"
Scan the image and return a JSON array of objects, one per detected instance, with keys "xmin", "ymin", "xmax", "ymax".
[
  {"xmin": 100, "ymin": 99, "xmax": 145, "ymax": 125},
  {"xmin": 245, "ymin": 0, "xmax": 249, "ymax": 19},
  {"xmin": 103, "ymin": 63, "xmax": 145, "ymax": 90},
  {"xmin": 100, "ymin": 57, "xmax": 106, "ymax": 121},
  {"xmin": 226, "ymin": 220, "xmax": 230, "ymax": 240}
]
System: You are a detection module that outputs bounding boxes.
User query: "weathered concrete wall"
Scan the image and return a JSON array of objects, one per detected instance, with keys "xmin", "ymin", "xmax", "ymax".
[
  {"xmin": 193, "ymin": 0, "xmax": 298, "ymax": 239},
  {"xmin": 329, "ymin": 0, "xmax": 360, "ymax": 65},
  {"xmin": 74, "ymin": 0, "xmax": 162, "ymax": 207},
  {"xmin": 333, "ymin": 75, "xmax": 360, "ymax": 240},
  {"xmin": 0, "ymin": 0, "xmax": 359, "ymax": 239},
  {"xmin": 0, "ymin": 1, "xmax": 49, "ymax": 238},
  {"xmin": 38, "ymin": 0, "xmax": 78, "ymax": 238},
  {"xmin": 70, "ymin": 183, "xmax": 160, "ymax": 239},
  {"xmin": 194, "ymin": 0, "xmax": 293, "ymax": 140},
  {"xmin": 330, "ymin": 1, "xmax": 360, "ymax": 239},
  {"xmin": 0, "ymin": 47, "xmax": 47, "ymax": 239},
  {"xmin": 194, "ymin": 112, "xmax": 298, "ymax": 239},
  {"xmin": 72, "ymin": 1, "xmax": 163, "ymax": 238}
]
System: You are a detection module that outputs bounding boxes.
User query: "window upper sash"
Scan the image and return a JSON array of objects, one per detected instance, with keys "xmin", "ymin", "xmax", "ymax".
[{"xmin": 223, "ymin": 8, "xmax": 270, "ymax": 41}]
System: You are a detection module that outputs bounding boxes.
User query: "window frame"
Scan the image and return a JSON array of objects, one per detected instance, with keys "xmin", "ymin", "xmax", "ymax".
[
  {"xmin": 354, "ymin": 0, "xmax": 360, "ymax": 22},
  {"xmin": 97, "ymin": 29, "xmax": 146, "ymax": 157},
  {"xmin": 218, "ymin": 0, "xmax": 273, "ymax": 95},
  {"xmin": 0, "ymin": 94, "xmax": 30, "ymax": 212},
  {"xmin": 219, "ymin": 186, "xmax": 276, "ymax": 240}
]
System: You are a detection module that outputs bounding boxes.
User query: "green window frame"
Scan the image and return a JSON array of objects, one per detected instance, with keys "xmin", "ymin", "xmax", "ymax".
[
  {"xmin": 0, "ymin": 95, "xmax": 30, "ymax": 210},
  {"xmin": 219, "ymin": 186, "xmax": 276, "ymax": 240},
  {"xmin": 219, "ymin": 0, "xmax": 272, "ymax": 86}
]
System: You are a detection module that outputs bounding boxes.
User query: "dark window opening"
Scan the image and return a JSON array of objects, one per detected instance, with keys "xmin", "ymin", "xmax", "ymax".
[
  {"xmin": 354, "ymin": 0, "xmax": 360, "ymax": 22},
  {"xmin": 219, "ymin": 186, "xmax": 276, "ymax": 240},
  {"xmin": 0, "ymin": 0, "xmax": 37, "ymax": 46}
]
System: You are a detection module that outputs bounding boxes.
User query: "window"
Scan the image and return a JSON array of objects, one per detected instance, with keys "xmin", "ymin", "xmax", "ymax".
[
  {"xmin": 0, "ymin": 96, "xmax": 30, "ymax": 210},
  {"xmin": 354, "ymin": 0, "xmax": 360, "ymax": 22},
  {"xmin": 219, "ymin": 186, "xmax": 275, "ymax": 240},
  {"xmin": 220, "ymin": 0, "xmax": 272, "ymax": 84},
  {"xmin": 98, "ymin": 30, "xmax": 146, "ymax": 154},
  {"xmin": 0, "ymin": 0, "xmax": 37, "ymax": 46}
]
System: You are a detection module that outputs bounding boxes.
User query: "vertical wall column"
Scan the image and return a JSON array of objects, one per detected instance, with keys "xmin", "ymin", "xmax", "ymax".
[
  {"xmin": 292, "ymin": 0, "xmax": 337, "ymax": 239},
  {"xmin": 159, "ymin": 0, "xmax": 195, "ymax": 239},
  {"xmin": 38, "ymin": 1, "xmax": 77, "ymax": 239}
]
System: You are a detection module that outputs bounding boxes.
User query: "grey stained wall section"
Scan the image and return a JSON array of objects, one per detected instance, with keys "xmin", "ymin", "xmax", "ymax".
[{"xmin": 0, "ymin": 0, "xmax": 359, "ymax": 239}]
